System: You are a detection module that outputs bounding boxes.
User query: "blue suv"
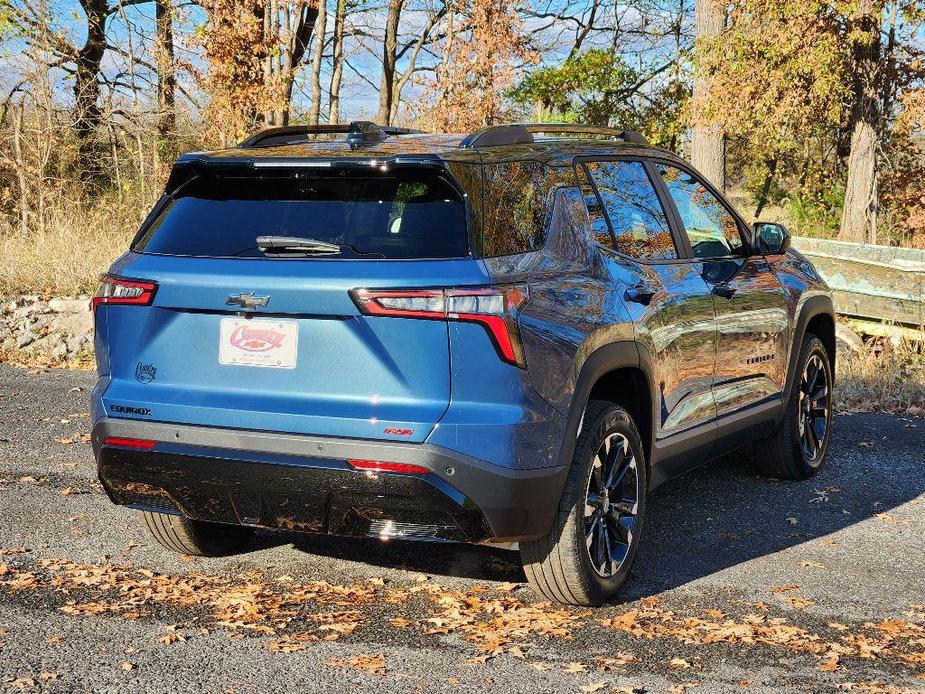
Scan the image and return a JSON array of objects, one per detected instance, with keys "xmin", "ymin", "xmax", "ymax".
[{"xmin": 92, "ymin": 122, "xmax": 835, "ymax": 606}]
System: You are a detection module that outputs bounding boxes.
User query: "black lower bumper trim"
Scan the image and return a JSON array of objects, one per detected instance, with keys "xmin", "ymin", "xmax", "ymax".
[{"xmin": 92, "ymin": 418, "xmax": 568, "ymax": 543}]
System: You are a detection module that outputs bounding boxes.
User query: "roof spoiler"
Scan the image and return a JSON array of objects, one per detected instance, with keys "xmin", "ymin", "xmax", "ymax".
[
  {"xmin": 239, "ymin": 121, "xmax": 423, "ymax": 148},
  {"xmin": 459, "ymin": 123, "xmax": 649, "ymax": 148}
]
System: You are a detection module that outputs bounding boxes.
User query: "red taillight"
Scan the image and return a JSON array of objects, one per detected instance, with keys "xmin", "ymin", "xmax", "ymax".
[
  {"xmin": 348, "ymin": 459, "xmax": 430, "ymax": 475},
  {"xmin": 104, "ymin": 437, "xmax": 157, "ymax": 450},
  {"xmin": 92, "ymin": 274, "xmax": 157, "ymax": 313},
  {"xmin": 350, "ymin": 285, "xmax": 529, "ymax": 367}
]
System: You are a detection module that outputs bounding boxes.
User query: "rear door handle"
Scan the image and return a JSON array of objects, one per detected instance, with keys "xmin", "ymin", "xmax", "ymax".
[
  {"xmin": 712, "ymin": 284, "xmax": 737, "ymax": 299},
  {"xmin": 624, "ymin": 284, "xmax": 657, "ymax": 306}
]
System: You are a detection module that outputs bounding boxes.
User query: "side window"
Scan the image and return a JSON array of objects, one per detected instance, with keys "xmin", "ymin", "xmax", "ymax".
[
  {"xmin": 581, "ymin": 160, "xmax": 677, "ymax": 261},
  {"xmin": 481, "ymin": 161, "xmax": 549, "ymax": 257},
  {"xmin": 656, "ymin": 164, "xmax": 744, "ymax": 258}
]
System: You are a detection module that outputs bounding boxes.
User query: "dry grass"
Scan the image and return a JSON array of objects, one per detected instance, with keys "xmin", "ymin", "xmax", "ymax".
[
  {"xmin": 0, "ymin": 192, "xmax": 146, "ymax": 296},
  {"xmin": 836, "ymin": 339, "xmax": 925, "ymax": 416}
]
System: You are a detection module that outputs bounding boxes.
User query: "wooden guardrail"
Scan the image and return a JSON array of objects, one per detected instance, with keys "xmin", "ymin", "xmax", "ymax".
[{"xmin": 792, "ymin": 237, "xmax": 925, "ymax": 334}]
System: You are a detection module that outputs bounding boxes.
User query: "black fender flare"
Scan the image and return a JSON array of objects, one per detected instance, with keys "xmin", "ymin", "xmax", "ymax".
[
  {"xmin": 781, "ymin": 294, "xmax": 836, "ymax": 414},
  {"xmin": 555, "ymin": 341, "xmax": 656, "ymax": 471}
]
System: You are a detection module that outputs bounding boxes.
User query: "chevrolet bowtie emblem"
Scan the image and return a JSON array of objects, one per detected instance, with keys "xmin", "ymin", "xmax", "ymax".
[{"xmin": 226, "ymin": 292, "xmax": 270, "ymax": 310}]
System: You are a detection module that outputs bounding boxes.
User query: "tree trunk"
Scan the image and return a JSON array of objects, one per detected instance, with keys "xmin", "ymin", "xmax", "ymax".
[
  {"xmin": 308, "ymin": 3, "xmax": 327, "ymax": 125},
  {"xmin": 12, "ymin": 105, "xmax": 29, "ymax": 235},
  {"xmin": 328, "ymin": 0, "xmax": 347, "ymax": 124},
  {"xmin": 839, "ymin": 1, "xmax": 882, "ymax": 244},
  {"xmin": 690, "ymin": 0, "xmax": 725, "ymax": 192},
  {"xmin": 155, "ymin": 0, "xmax": 176, "ymax": 162},
  {"xmin": 375, "ymin": 0, "xmax": 404, "ymax": 126},
  {"xmin": 278, "ymin": 1, "xmax": 319, "ymax": 126},
  {"xmin": 74, "ymin": 0, "xmax": 108, "ymax": 182}
]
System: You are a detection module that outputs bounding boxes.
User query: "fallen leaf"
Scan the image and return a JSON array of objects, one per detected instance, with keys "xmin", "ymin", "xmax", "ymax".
[
  {"xmin": 563, "ymin": 662, "xmax": 587, "ymax": 673},
  {"xmin": 39, "ymin": 673, "xmax": 58, "ymax": 682},
  {"xmin": 47, "ymin": 636, "xmax": 64, "ymax": 644},
  {"xmin": 669, "ymin": 684, "xmax": 700, "ymax": 694},
  {"xmin": 598, "ymin": 652, "xmax": 638, "ymax": 670},
  {"xmin": 786, "ymin": 517, "xmax": 799, "ymax": 525},
  {"xmin": 9, "ymin": 678, "xmax": 35, "ymax": 690},
  {"xmin": 770, "ymin": 584, "xmax": 800, "ymax": 594},
  {"xmin": 327, "ymin": 654, "xmax": 386, "ymax": 676},
  {"xmin": 783, "ymin": 596, "xmax": 815, "ymax": 610},
  {"xmin": 799, "ymin": 561, "xmax": 826, "ymax": 569},
  {"xmin": 874, "ymin": 512, "xmax": 911, "ymax": 526},
  {"xmin": 158, "ymin": 632, "xmax": 185, "ymax": 646},
  {"xmin": 669, "ymin": 657, "xmax": 691, "ymax": 669},
  {"xmin": 818, "ymin": 655, "xmax": 839, "ymax": 672},
  {"xmin": 579, "ymin": 680, "xmax": 609, "ymax": 693},
  {"xmin": 120, "ymin": 662, "xmax": 135, "ymax": 672},
  {"xmin": 59, "ymin": 487, "xmax": 85, "ymax": 496}
]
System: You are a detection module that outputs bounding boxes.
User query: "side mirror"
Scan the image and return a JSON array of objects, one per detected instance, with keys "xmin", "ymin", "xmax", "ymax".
[{"xmin": 752, "ymin": 222, "xmax": 792, "ymax": 255}]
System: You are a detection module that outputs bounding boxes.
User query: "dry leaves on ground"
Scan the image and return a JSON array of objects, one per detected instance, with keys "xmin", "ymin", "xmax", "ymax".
[
  {"xmin": 875, "ymin": 513, "xmax": 912, "ymax": 527},
  {"xmin": 327, "ymin": 654, "xmax": 386, "ymax": 676},
  {"xmin": 599, "ymin": 596, "xmax": 925, "ymax": 674}
]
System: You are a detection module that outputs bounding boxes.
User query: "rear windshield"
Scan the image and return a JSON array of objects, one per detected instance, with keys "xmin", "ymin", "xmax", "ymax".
[{"xmin": 133, "ymin": 170, "xmax": 470, "ymax": 259}]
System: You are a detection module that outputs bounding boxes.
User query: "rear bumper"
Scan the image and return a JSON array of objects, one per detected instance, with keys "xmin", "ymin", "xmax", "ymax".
[{"xmin": 92, "ymin": 418, "xmax": 567, "ymax": 543}]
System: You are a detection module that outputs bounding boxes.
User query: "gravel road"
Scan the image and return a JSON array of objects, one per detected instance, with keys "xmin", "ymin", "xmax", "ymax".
[{"xmin": 0, "ymin": 364, "xmax": 923, "ymax": 694}]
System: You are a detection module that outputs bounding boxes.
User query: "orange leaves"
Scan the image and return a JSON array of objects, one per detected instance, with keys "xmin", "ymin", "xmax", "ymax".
[
  {"xmin": 782, "ymin": 596, "xmax": 816, "ymax": 610},
  {"xmin": 327, "ymin": 654, "xmax": 386, "ymax": 676},
  {"xmin": 53, "ymin": 433, "xmax": 90, "ymax": 445},
  {"xmin": 770, "ymin": 584, "xmax": 800, "ymax": 594},
  {"xmin": 874, "ymin": 513, "xmax": 912, "ymax": 527}
]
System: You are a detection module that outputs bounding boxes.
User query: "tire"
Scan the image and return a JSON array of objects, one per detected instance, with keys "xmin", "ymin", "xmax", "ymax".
[
  {"xmin": 520, "ymin": 401, "xmax": 647, "ymax": 607},
  {"xmin": 140, "ymin": 511, "xmax": 254, "ymax": 557},
  {"xmin": 753, "ymin": 334, "xmax": 833, "ymax": 480}
]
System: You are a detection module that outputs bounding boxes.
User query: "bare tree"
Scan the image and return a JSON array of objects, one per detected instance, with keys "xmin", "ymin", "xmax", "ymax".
[
  {"xmin": 307, "ymin": 2, "xmax": 328, "ymax": 125},
  {"xmin": 155, "ymin": 0, "xmax": 175, "ymax": 158},
  {"xmin": 840, "ymin": 0, "xmax": 881, "ymax": 243},
  {"xmin": 375, "ymin": 0, "xmax": 404, "ymax": 126},
  {"xmin": 264, "ymin": 0, "xmax": 320, "ymax": 126},
  {"xmin": 690, "ymin": 0, "xmax": 725, "ymax": 191},
  {"xmin": 327, "ymin": 0, "xmax": 347, "ymax": 124}
]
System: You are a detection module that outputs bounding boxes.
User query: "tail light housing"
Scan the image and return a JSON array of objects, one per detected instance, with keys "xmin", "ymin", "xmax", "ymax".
[
  {"xmin": 350, "ymin": 285, "xmax": 529, "ymax": 367},
  {"xmin": 92, "ymin": 274, "xmax": 157, "ymax": 313}
]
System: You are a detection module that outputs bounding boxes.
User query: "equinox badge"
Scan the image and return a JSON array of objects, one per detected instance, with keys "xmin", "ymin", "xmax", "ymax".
[{"xmin": 227, "ymin": 292, "xmax": 270, "ymax": 310}]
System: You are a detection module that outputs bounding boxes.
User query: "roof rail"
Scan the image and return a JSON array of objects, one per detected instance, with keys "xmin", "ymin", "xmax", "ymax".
[
  {"xmin": 239, "ymin": 121, "xmax": 421, "ymax": 148},
  {"xmin": 459, "ymin": 125, "xmax": 534, "ymax": 149},
  {"xmin": 459, "ymin": 123, "xmax": 650, "ymax": 149},
  {"xmin": 524, "ymin": 123, "xmax": 649, "ymax": 145}
]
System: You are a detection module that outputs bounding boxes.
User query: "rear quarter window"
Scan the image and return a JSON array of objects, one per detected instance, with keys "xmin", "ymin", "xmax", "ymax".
[
  {"xmin": 133, "ymin": 170, "xmax": 470, "ymax": 260},
  {"xmin": 480, "ymin": 161, "xmax": 572, "ymax": 258}
]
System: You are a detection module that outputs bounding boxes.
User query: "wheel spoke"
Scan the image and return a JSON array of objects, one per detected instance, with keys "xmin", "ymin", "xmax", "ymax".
[
  {"xmin": 595, "ymin": 520, "xmax": 608, "ymax": 573},
  {"xmin": 603, "ymin": 443, "xmax": 626, "ymax": 489},
  {"xmin": 805, "ymin": 414, "xmax": 819, "ymax": 455}
]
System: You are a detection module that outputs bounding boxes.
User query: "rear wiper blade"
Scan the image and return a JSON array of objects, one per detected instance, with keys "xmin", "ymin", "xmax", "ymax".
[{"xmin": 256, "ymin": 235, "xmax": 341, "ymax": 255}]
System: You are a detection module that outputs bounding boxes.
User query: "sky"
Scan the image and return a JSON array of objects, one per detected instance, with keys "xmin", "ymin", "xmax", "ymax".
[{"xmin": 0, "ymin": 0, "xmax": 692, "ymax": 123}]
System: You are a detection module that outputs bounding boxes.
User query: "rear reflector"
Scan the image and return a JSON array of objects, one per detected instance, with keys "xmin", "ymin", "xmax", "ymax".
[
  {"xmin": 104, "ymin": 437, "xmax": 157, "ymax": 450},
  {"xmin": 347, "ymin": 459, "xmax": 430, "ymax": 475},
  {"xmin": 350, "ymin": 285, "xmax": 529, "ymax": 367}
]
